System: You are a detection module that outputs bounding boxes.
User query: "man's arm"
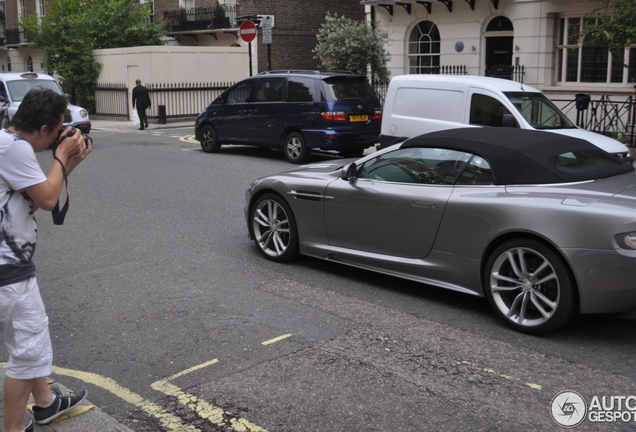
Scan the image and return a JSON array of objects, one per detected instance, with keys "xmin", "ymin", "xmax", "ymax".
[{"xmin": 25, "ymin": 131, "xmax": 91, "ymax": 211}]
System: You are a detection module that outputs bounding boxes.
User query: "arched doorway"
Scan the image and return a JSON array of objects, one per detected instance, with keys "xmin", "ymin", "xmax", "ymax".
[{"xmin": 484, "ymin": 16, "xmax": 514, "ymax": 79}]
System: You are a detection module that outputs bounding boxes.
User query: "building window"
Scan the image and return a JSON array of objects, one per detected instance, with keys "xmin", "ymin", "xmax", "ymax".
[
  {"xmin": 26, "ymin": 55, "xmax": 33, "ymax": 72},
  {"xmin": 557, "ymin": 16, "xmax": 635, "ymax": 84},
  {"xmin": 38, "ymin": 0, "xmax": 46, "ymax": 18},
  {"xmin": 408, "ymin": 21, "xmax": 440, "ymax": 74}
]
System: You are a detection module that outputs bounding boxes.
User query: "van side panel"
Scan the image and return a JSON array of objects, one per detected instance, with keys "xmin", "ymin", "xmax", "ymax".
[{"xmin": 380, "ymin": 87, "xmax": 467, "ymax": 147}]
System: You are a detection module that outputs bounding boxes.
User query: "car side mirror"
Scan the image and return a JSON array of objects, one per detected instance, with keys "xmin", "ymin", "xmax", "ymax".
[
  {"xmin": 502, "ymin": 113, "xmax": 519, "ymax": 128},
  {"xmin": 341, "ymin": 163, "xmax": 357, "ymax": 182}
]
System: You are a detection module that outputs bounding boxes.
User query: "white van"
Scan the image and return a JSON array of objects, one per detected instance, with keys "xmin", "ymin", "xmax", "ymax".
[
  {"xmin": 380, "ymin": 75, "xmax": 631, "ymax": 160},
  {"xmin": 0, "ymin": 72, "xmax": 91, "ymax": 133}
]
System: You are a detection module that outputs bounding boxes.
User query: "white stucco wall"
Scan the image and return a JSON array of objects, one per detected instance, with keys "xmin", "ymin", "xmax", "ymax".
[{"xmin": 93, "ymin": 44, "xmax": 255, "ymax": 87}]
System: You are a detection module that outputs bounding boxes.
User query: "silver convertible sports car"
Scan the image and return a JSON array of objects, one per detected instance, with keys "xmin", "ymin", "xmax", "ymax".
[{"xmin": 245, "ymin": 128, "xmax": 636, "ymax": 334}]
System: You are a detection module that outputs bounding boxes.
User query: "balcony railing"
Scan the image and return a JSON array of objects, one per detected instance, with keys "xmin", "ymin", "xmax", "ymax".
[
  {"xmin": 5, "ymin": 28, "xmax": 33, "ymax": 45},
  {"xmin": 160, "ymin": 4, "xmax": 236, "ymax": 33}
]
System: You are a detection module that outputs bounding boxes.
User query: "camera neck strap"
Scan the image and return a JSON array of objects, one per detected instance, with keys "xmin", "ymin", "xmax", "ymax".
[{"xmin": 51, "ymin": 153, "xmax": 69, "ymax": 225}]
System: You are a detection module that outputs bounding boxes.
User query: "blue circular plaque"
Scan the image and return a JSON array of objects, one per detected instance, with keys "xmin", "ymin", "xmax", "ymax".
[{"xmin": 455, "ymin": 41, "xmax": 465, "ymax": 52}]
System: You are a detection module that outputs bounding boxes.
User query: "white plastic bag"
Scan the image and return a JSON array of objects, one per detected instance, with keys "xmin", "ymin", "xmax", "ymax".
[{"xmin": 132, "ymin": 110, "xmax": 140, "ymax": 127}]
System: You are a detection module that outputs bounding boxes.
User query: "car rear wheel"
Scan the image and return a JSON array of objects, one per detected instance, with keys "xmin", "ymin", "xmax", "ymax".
[
  {"xmin": 484, "ymin": 239, "xmax": 576, "ymax": 334},
  {"xmin": 284, "ymin": 132, "xmax": 310, "ymax": 164},
  {"xmin": 250, "ymin": 193, "xmax": 299, "ymax": 262},
  {"xmin": 200, "ymin": 125, "xmax": 220, "ymax": 153}
]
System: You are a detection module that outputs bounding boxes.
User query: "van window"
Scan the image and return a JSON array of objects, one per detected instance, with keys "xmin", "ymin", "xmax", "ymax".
[
  {"xmin": 505, "ymin": 92, "xmax": 575, "ymax": 129},
  {"xmin": 393, "ymin": 88, "xmax": 463, "ymax": 122},
  {"xmin": 226, "ymin": 79, "xmax": 254, "ymax": 104},
  {"xmin": 287, "ymin": 77, "xmax": 315, "ymax": 102},
  {"xmin": 469, "ymin": 94, "xmax": 513, "ymax": 127},
  {"xmin": 255, "ymin": 77, "xmax": 286, "ymax": 102}
]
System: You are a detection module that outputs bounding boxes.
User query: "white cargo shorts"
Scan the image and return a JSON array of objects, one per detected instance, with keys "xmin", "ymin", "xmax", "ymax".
[{"xmin": 0, "ymin": 277, "xmax": 53, "ymax": 379}]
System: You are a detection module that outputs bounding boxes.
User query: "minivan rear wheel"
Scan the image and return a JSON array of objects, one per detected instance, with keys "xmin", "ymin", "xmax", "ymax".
[
  {"xmin": 284, "ymin": 132, "xmax": 310, "ymax": 164},
  {"xmin": 200, "ymin": 125, "xmax": 220, "ymax": 153}
]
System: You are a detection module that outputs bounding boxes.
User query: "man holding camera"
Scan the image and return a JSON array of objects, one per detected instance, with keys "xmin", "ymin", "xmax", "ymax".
[{"xmin": 0, "ymin": 88, "xmax": 91, "ymax": 432}]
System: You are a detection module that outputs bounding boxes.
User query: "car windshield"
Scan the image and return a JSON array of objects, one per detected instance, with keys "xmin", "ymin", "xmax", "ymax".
[
  {"xmin": 323, "ymin": 77, "xmax": 379, "ymax": 103},
  {"xmin": 504, "ymin": 92, "xmax": 575, "ymax": 130},
  {"xmin": 7, "ymin": 79, "xmax": 64, "ymax": 102}
]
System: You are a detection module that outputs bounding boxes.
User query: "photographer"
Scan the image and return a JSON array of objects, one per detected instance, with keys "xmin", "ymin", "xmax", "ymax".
[{"xmin": 0, "ymin": 88, "xmax": 91, "ymax": 432}]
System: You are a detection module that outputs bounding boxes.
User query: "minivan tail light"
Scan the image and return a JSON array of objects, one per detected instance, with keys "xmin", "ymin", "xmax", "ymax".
[
  {"xmin": 321, "ymin": 111, "xmax": 348, "ymax": 121},
  {"xmin": 372, "ymin": 110, "xmax": 382, "ymax": 120}
]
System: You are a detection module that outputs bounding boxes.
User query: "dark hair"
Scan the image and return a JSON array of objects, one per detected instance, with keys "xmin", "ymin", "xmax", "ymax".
[{"xmin": 10, "ymin": 88, "xmax": 68, "ymax": 133}]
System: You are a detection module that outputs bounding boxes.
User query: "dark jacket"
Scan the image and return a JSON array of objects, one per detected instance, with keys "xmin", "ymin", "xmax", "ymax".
[{"xmin": 132, "ymin": 85, "xmax": 151, "ymax": 110}]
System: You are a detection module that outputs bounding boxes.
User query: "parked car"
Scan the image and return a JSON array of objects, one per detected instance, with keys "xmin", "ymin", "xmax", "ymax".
[
  {"xmin": 380, "ymin": 75, "xmax": 631, "ymax": 161},
  {"xmin": 194, "ymin": 70, "xmax": 382, "ymax": 163},
  {"xmin": 0, "ymin": 72, "xmax": 91, "ymax": 133},
  {"xmin": 245, "ymin": 127, "xmax": 636, "ymax": 334}
]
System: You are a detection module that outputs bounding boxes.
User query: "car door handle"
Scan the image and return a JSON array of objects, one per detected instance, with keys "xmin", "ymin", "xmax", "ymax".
[{"xmin": 412, "ymin": 201, "xmax": 435, "ymax": 208}]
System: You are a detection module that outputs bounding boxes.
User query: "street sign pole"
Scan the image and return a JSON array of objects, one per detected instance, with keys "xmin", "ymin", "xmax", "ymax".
[{"xmin": 249, "ymin": 42, "xmax": 253, "ymax": 76}]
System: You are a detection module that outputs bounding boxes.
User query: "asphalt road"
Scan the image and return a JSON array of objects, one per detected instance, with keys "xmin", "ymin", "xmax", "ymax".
[{"xmin": 22, "ymin": 127, "xmax": 636, "ymax": 432}]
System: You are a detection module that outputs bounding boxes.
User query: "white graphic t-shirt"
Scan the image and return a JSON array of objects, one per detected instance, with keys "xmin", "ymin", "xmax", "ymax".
[{"xmin": 0, "ymin": 129, "xmax": 47, "ymax": 286}]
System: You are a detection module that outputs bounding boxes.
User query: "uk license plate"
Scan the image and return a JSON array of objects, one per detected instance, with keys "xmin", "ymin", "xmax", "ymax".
[{"xmin": 349, "ymin": 115, "xmax": 369, "ymax": 122}]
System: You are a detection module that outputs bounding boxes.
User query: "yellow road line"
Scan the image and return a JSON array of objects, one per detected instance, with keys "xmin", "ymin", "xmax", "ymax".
[
  {"xmin": 46, "ymin": 364, "xmax": 201, "ymax": 432},
  {"xmin": 152, "ymin": 359, "xmax": 268, "ymax": 432},
  {"xmin": 457, "ymin": 360, "xmax": 542, "ymax": 390},
  {"xmin": 180, "ymin": 135, "xmax": 198, "ymax": 143},
  {"xmin": 261, "ymin": 334, "xmax": 293, "ymax": 346}
]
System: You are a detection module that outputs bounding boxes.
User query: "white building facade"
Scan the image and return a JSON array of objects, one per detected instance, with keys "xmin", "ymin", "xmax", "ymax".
[{"xmin": 363, "ymin": 0, "xmax": 635, "ymax": 99}]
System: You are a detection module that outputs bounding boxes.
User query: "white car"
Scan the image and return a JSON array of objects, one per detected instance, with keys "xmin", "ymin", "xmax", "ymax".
[{"xmin": 0, "ymin": 72, "xmax": 91, "ymax": 133}]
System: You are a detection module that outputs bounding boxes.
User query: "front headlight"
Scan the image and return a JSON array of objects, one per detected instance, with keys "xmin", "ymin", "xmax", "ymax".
[
  {"xmin": 616, "ymin": 232, "xmax": 636, "ymax": 249},
  {"xmin": 79, "ymin": 109, "xmax": 88, "ymax": 119}
]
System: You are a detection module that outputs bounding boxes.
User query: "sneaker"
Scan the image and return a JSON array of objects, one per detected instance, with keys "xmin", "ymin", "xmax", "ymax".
[{"xmin": 32, "ymin": 385, "xmax": 87, "ymax": 425}]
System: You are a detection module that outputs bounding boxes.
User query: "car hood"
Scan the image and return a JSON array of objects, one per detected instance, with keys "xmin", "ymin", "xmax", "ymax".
[{"xmin": 546, "ymin": 128, "xmax": 629, "ymax": 155}]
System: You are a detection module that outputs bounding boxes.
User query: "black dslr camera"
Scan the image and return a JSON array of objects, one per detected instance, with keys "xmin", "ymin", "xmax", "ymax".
[{"xmin": 51, "ymin": 127, "xmax": 92, "ymax": 152}]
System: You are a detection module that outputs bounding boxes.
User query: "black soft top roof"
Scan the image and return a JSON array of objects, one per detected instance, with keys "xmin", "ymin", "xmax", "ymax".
[{"xmin": 401, "ymin": 127, "xmax": 634, "ymax": 185}]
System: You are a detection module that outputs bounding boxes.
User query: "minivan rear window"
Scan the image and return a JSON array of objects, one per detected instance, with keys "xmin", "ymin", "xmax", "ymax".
[{"xmin": 323, "ymin": 77, "xmax": 379, "ymax": 103}]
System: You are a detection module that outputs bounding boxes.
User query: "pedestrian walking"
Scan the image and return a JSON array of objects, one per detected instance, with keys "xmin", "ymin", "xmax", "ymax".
[
  {"xmin": 0, "ymin": 88, "xmax": 91, "ymax": 432},
  {"xmin": 132, "ymin": 79, "xmax": 151, "ymax": 130}
]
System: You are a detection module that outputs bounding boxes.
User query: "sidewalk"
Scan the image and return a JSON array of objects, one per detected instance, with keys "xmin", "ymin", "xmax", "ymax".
[
  {"xmin": 0, "ymin": 368, "xmax": 133, "ymax": 432},
  {"xmin": 89, "ymin": 117, "xmax": 194, "ymax": 133}
]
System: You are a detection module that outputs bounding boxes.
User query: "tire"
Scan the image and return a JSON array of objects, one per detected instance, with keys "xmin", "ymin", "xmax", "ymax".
[
  {"xmin": 340, "ymin": 148, "xmax": 365, "ymax": 159},
  {"xmin": 200, "ymin": 125, "xmax": 220, "ymax": 153},
  {"xmin": 483, "ymin": 238, "xmax": 577, "ymax": 334},
  {"xmin": 250, "ymin": 193, "xmax": 299, "ymax": 262},
  {"xmin": 283, "ymin": 132, "xmax": 310, "ymax": 164}
]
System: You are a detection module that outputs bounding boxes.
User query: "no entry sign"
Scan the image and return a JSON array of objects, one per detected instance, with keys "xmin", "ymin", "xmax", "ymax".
[{"xmin": 239, "ymin": 20, "xmax": 257, "ymax": 43}]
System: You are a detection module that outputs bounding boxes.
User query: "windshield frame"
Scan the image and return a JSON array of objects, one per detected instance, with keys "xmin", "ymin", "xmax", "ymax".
[{"xmin": 504, "ymin": 91, "xmax": 575, "ymax": 130}]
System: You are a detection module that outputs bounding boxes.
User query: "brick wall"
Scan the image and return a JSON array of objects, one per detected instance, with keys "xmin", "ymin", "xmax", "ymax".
[{"xmin": 238, "ymin": 0, "xmax": 365, "ymax": 72}]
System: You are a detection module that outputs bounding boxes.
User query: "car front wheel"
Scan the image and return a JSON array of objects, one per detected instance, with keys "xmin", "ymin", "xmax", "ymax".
[
  {"xmin": 284, "ymin": 132, "xmax": 309, "ymax": 164},
  {"xmin": 484, "ymin": 239, "xmax": 576, "ymax": 334},
  {"xmin": 200, "ymin": 125, "xmax": 220, "ymax": 153},
  {"xmin": 250, "ymin": 194, "xmax": 299, "ymax": 262}
]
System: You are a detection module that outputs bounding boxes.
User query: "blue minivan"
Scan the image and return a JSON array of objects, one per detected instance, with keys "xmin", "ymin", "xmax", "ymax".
[{"xmin": 194, "ymin": 70, "xmax": 382, "ymax": 163}]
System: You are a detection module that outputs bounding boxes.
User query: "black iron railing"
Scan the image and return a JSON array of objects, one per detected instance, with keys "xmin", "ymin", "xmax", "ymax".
[{"xmin": 160, "ymin": 4, "xmax": 236, "ymax": 33}]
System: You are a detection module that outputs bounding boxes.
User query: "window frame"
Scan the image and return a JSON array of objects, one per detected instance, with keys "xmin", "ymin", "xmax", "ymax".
[{"xmin": 556, "ymin": 16, "xmax": 635, "ymax": 84}]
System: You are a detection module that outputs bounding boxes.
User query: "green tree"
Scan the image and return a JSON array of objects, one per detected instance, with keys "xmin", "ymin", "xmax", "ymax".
[
  {"xmin": 313, "ymin": 13, "xmax": 390, "ymax": 85},
  {"xmin": 586, "ymin": 0, "xmax": 636, "ymax": 77},
  {"xmin": 22, "ymin": 0, "xmax": 166, "ymax": 112}
]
